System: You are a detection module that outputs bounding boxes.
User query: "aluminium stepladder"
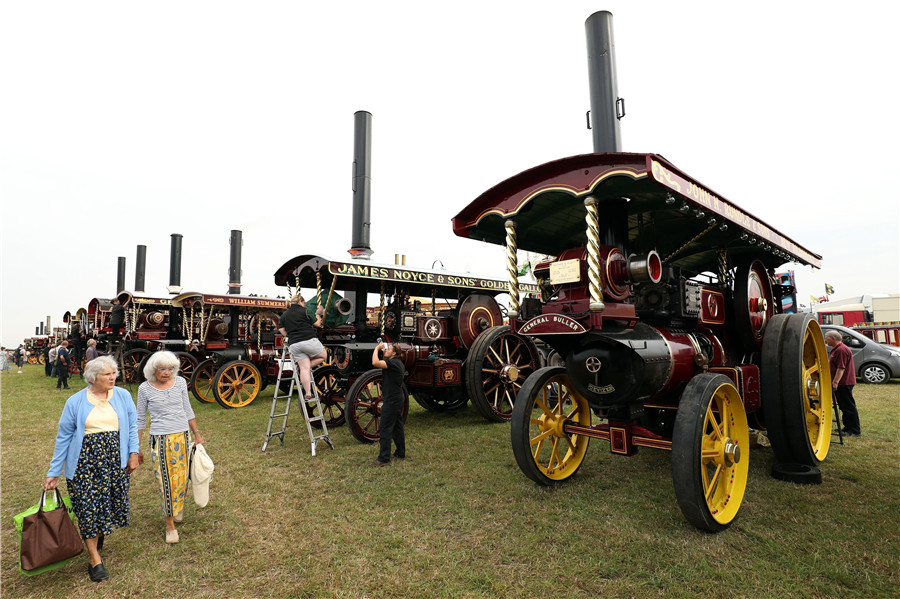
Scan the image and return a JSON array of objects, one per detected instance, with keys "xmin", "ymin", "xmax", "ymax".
[{"xmin": 262, "ymin": 344, "xmax": 334, "ymax": 456}]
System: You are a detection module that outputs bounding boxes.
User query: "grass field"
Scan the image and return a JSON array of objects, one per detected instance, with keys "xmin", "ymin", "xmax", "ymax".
[{"xmin": 1, "ymin": 365, "xmax": 898, "ymax": 598}]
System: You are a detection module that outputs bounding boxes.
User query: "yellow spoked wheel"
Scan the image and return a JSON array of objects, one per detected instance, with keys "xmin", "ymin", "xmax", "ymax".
[
  {"xmin": 782, "ymin": 315, "xmax": 832, "ymax": 464},
  {"xmin": 672, "ymin": 373, "xmax": 750, "ymax": 533},
  {"xmin": 213, "ymin": 360, "xmax": 262, "ymax": 409},
  {"xmin": 190, "ymin": 359, "xmax": 217, "ymax": 403},
  {"xmin": 511, "ymin": 366, "xmax": 591, "ymax": 485},
  {"xmin": 121, "ymin": 348, "xmax": 151, "ymax": 383}
]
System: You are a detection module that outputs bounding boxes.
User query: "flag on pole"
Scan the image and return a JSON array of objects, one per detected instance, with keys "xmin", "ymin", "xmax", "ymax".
[{"xmin": 825, "ymin": 283, "xmax": 835, "ymax": 295}]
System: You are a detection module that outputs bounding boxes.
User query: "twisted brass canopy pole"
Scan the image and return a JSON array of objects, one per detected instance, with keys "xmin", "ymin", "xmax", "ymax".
[
  {"xmin": 505, "ymin": 220, "xmax": 520, "ymax": 318},
  {"xmin": 584, "ymin": 197, "xmax": 605, "ymax": 312}
]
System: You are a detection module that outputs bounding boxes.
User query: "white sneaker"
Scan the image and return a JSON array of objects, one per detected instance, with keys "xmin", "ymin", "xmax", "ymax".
[{"xmin": 165, "ymin": 529, "xmax": 179, "ymax": 544}]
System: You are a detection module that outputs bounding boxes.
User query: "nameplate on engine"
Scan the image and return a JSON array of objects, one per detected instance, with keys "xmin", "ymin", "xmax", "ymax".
[
  {"xmin": 519, "ymin": 314, "xmax": 587, "ymax": 335},
  {"xmin": 549, "ymin": 259, "xmax": 581, "ymax": 285}
]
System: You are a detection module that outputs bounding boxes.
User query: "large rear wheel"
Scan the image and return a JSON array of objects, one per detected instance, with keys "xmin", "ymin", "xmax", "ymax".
[
  {"xmin": 313, "ymin": 365, "xmax": 346, "ymax": 427},
  {"xmin": 511, "ymin": 367, "xmax": 591, "ymax": 485},
  {"xmin": 190, "ymin": 358, "xmax": 217, "ymax": 403},
  {"xmin": 121, "ymin": 348, "xmax": 151, "ymax": 383},
  {"xmin": 344, "ymin": 369, "xmax": 408, "ymax": 444},
  {"xmin": 465, "ymin": 325, "xmax": 540, "ymax": 422},
  {"xmin": 213, "ymin": 360, "xmax": 262, "ymax": 409},
  {"xmin": 672, "ymin": 373, "xmax": 749, "ymax": 533}
]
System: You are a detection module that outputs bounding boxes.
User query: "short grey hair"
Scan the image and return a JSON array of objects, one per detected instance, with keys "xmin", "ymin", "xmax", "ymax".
[
  {"xmin": 143, "ymin": 351, "xmax": 181, "ymax": 382},
  {"xmin": 83, "ymin": 356, "xmax": 119, "ymax": 384},
  {"xmin": 824, "ymin": 330, "xmax": 842, "ymax": 342}
]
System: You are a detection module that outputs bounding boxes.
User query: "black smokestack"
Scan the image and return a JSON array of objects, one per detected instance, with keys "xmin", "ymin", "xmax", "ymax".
[
  {"xmin": 585, "ymin": 11, "xmax": 623, "ymax": 153},
  {"xmin": 116, "ymin": 257, "xmax": 126, "ymax": 294},
  {"xmin": 349, "ymin": 110, "xmax": 373, "ymax": 258},
  {"xmin": 168, "ymin": 233, "xmax": 183, "ymax": 294},
  {"xmin": 40, "ymin": 322, "xmax": 44, "ymax": 335},
  {"xmin": 228, "ymin": 230, "xmax": 242, "ymax": 294},
  {"xmin": 36, "ymin": 326, "xmax": 39, "ymax": 335},
  {"xmin": 135, "ymin": 245, "xmax": 147, "ymax": 293}
]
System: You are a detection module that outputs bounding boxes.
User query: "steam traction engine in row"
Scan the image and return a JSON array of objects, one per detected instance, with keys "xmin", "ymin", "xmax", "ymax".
[
  {"xmin": 273, "ymin": 254, "xmax": 543, "ymax": 443},
  {"xmin": 452, "ymin": 152, "xmax": 832, "ymax": 532}
]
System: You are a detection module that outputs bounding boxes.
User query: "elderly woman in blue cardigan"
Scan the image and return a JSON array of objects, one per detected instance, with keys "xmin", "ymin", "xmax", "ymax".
[{"xmin": 44, "ymin": 355, "xmax": 140, "ymax": 583}]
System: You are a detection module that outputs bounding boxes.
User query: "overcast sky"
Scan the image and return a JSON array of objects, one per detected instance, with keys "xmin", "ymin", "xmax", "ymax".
[{"xmin": 2, "ymin": 1, "xmax": 898, "ymax": 348}]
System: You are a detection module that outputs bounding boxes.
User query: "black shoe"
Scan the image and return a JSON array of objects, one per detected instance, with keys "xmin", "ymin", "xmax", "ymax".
[
  {"xmin": 97, "ymin": 534, "xmax": 104, "ymax": 551},
  {"xmin": 370, "ymin": 460, "xmax": 390, "ymax": 467},
  {"xmin": 89, "ymin": 562, "xmax": 109, "ymax": 582},
  {"xmin": 842, "ymin": 429, "xmax": 861, "ymax": 437},
  {"xmin": 393, "ymin": 454, "xmax": 406, "ymax": 460}
]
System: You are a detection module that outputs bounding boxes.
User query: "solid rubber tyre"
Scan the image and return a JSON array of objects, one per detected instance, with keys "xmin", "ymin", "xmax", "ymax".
[
  {"xmin": 760, "ymin": 314, "xmax": 793, "ymax": 463},
  {"xmin": 344, "ymin": 368, "xmax": 409, "ymax": 444},
  {"xmin": 510, "ymin": 366, "xmax": 591, "ymax": 485},
  {"xmin": 672, "ymin": 373, "xmax": 750, "ymax": 533},
  {"xmin": 213, "ymin": 360, "xmax": 262, "ymax": 409},
  {"xmin": 465, "ymin": 325, "xmax": 541, "ymax": 423},
  {"xmin": 781, "ymin": 315, "xmax": 832, "ymax": 465}
]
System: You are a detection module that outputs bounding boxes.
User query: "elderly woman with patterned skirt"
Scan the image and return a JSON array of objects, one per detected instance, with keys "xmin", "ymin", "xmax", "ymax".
[
  {"xmin": 137, "ymin": 351, "xmax": 205, "ymax": 544},
  {"xmin": 44, "ymin": 355, "xmax": 140, "ymax": 583}
]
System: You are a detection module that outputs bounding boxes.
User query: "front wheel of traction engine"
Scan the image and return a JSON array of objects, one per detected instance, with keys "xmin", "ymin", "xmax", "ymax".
[
  {"xmin": 344, "ymin": 369, "xmax": 409, "ymax": 444},
  {"xmin": 190, "ymin": 358, "xmax": 217, "ymax": 403},
  {"xmin": 511, "ymin": 367, "xmax": 591, "ymax": 485},
  {"xmin": 213, "ymin": 360, "xmax": 262, "ymax": 409},
  {"xmin": 465, "ymin": 325, "xmax": 541, "ymax": 423},
  {"xmin": 671, "ymin": 373, "xmax": 750, "ymax": 533},
  {"xmin": 121, "ymin": 348, "xmax": 151, "ymax": 383}
]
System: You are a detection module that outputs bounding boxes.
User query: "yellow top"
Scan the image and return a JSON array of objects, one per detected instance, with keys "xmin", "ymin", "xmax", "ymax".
[{"xmin": 84, "ymin": 389, "xmax": 119, "ymax": 434}]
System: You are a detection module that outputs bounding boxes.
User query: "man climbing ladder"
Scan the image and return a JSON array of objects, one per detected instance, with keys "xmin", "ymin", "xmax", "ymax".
[{"xmin": 278, "ymin": 295, "xmax": 327, "ymax": 399}]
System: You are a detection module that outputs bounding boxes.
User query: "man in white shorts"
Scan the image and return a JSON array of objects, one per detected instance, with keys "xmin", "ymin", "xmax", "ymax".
[{"xmin": 278, "ymin": 295, "xmax": 326, "ymax": 399}]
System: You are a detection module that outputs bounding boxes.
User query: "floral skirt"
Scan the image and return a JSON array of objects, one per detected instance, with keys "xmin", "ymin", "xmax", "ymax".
[
  {"xmin": 66, "ymin": 431, "xmax": 131, "ymax": 539},
  {"xmin": 149, "ymin": 432, "xmax": 190, "ymax": 518}
]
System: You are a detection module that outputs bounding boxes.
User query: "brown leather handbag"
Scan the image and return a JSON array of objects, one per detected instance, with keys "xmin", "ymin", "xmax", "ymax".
[{"xmin": 19, "ymin": 490, "xmax": 83, "ymax": 571}]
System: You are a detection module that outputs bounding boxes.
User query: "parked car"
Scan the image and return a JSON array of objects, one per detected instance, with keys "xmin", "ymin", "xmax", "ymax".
[{"xmin": 821, "ymin": 324, "xmax": 900, "ymax": 384}]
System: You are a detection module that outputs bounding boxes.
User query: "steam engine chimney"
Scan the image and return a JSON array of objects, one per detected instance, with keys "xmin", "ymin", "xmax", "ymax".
[
  {"xmin": 585, "ymin": 11, "xmax": 623, "ymax": 153},
  {"xmin": 40, "ymin": 322, "xmax": 45, "ymax": 335},
  {"xmin": 228, "ymin": 230, "xmax": 242, "ymax": 295},
  {"xmin": 116, "ymin": 257, "xmax": 126, "ymax": 294},
  {"xmin": 135, "ymin": 245, "xmax": 147, "ymax": 293},
  {"xmin": 349, "ymin": 110, "xmax": 373, "ymax": 259},
  {"xmin": 168, "ymin": 233, "xmax": 183, "ymax": 294}
]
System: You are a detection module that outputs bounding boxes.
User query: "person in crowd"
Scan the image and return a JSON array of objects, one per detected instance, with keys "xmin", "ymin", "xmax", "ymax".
[
  {"xmin": 44, "ymin": 356, "xmax": 140, "ymax": 583},
  {"xmin": 136, "ymin": 351, "xmax": 205, "ymax": 544},
  {"xmin": 277, "ymin": 295, "xmax": 326, "ymax": 399},
  {"xmin": 824, "ymin": 330, "xmax": 861, "ymax": 436},
  {"xmin": 0, "ymin": 347, "xmax": 10, "ymax": 373},
  {"xmin": 43, "ymin": 344, "xmax": 52, "ymax": 376},
  {"xmin": 56, "ymin": 340, "xmax": 71, "ymax": 391},
  {"xmin": 370, "ymin": 341, "xmax": 406, "ymax": 467},
  {"xmin": 16, "ymin": 344, "xmax": 25, "ymax": 373},
  {"xmin": 109, "ymin": 298, "xmax": 125, "ymax": 338},
  {"xmin": 69, "ymin": 324, "xmax": 85, "ymax": 371},
  {"xmin": 85, "ymin": 338, "xmax": 99, "ymax": 363},
  {"xmin": 49, "ymin": 342, "xmax": 60, "ymax": 378}
]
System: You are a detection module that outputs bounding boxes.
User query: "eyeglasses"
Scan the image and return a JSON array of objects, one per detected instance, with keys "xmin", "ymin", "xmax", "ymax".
[{"xmin": 156, "ymin": 367, "xmax": 175, "ymax": 372}]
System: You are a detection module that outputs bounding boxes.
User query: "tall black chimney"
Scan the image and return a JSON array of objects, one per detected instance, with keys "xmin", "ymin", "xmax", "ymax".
[
  {"xmin": 36, "ymin": 326, "xmax": 39, "ymax": 335},
  {"xmin": 349, "ymin": 110, "xmax": 373, "ymax": 258},
  {"xmin": 168, "ymin": 234, "xmax": 183, "ymax": 294},
  {"xmin": 228, "ymin": 230, "xmax": 242, "ymax": 295},
  {"xmin": 116, "ymin": 257, "xmax": 126, "ymax": 294},
  {"xmin": 585, "ymin": 11, "xmax": 623, "ymax": 153},
  {"xmin": 40, "ymin": 322, "xmax": 44, "ymax": 335},
  {"xmin": 135, "ymin": 245, "xmax": 147, "ymax": 292}
]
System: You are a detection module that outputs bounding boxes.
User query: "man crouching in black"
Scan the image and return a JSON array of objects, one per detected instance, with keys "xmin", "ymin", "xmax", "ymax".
[{"xmin": 371, "ymin": 342, "xmax": 406, "ymax": 467}]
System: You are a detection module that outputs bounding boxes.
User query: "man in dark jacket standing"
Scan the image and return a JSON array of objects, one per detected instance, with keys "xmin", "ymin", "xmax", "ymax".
[
  {"xmin": 824, "ymin": 330, "xmax": 861, "ymax": 436},
  {"xmin": 56, "ymin": 340, "xmax": 71, "ymax": 391},
  {"xmin": 109, "ymin": 298, "xmax": 125, "ymax": 338},
  {"xmin": 370, "ymin": 342, "xmax": 406, "ymax": 466}
]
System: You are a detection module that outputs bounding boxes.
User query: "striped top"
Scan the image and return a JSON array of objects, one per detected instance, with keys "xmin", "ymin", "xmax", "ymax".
[{"xmin": 136, "ymin": 376, "xmax": 196, "ymax": 435}]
